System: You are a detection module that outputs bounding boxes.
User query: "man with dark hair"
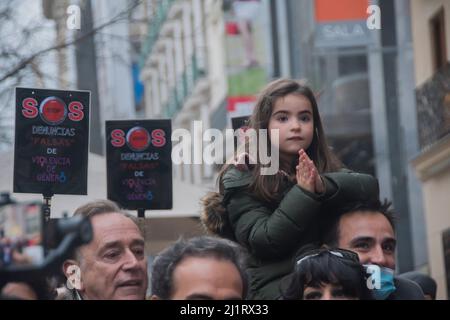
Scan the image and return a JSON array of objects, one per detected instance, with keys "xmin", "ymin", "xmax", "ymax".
[
  {"xmin": 323, "ymin": 200, "xmax": 424, "ymax": 300},
  {"xmin": 60, "ymin": 199, "xmax": 148, "ymax": 300},
  {"xmin": 323, "ymin": 200, "xmax": 396, "ymax": 268},
  {"xmin": 151, "ymin": 236, "xmax": 248, "ymax": 300}
]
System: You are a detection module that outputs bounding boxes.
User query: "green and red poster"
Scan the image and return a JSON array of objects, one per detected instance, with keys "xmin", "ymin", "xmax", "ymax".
[{"xmin": 223, "ymin": 0, "xmax": 268, "ymax": 121}]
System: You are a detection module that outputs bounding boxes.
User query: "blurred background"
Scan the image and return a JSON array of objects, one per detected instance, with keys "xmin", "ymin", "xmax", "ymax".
[{"xmin": 0, "ymin": 0, "xmax": 449, "ymax": 299}]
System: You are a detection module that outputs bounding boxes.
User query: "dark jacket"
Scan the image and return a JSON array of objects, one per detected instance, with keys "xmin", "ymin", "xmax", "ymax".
[
  {"xmin": 388, "ymin": 277, "xmax": 425, "ymax": 300},
  {"xmin": 398, "ymin": 271, "xmax": 436, "ymax": 299},
  {"xmin": 201, "ymin": 166, "xmax": 379, "ymax": 300}
]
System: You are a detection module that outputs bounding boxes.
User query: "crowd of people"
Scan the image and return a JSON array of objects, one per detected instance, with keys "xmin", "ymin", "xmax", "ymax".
[
  {"xmin": 0, "ymin": 198, "xmax": 437, "ymax": 300},
  {"xmin": 1, "ymin": 79, "xmax": 438, "ymax": 300}
]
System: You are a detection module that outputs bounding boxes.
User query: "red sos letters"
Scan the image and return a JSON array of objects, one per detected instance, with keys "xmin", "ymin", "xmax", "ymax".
[
  {"xmin": 14, "ymin": 88, "xmax": 90, "ymax": 196},
  {"xmin": 110, "ymin": 127, "xmax": 166, "ymax": 150},
  {"xmin": 21, "ymin": 96, "xmax": 85, "ymax": 123}
]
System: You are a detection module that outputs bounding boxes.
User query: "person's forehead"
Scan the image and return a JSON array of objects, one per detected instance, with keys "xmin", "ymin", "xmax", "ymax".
[
  {"xmin": 174, "ymin": 256, "xmax": 240, "ymax": 278},
  {"xmin": 172, "ymin": 257, "xmax": 243, "ymax": 292},
  {"xmin": 273, "ymin": 94, "xmax": 312, "ymax": 112},
  {"xmin": 339, "ymin": 211, "xmax": 395, "ymax": 240},
  {"xmin": 90, "ymin": 213, "xmax": 143, "ymax": 245},
  {"xmin": 305, "ymin": 283, "xmax": 342, "ymax": 290}
]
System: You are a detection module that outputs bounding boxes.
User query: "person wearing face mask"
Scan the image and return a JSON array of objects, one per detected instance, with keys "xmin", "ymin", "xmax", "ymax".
[
  {"xmin": 280, "ymin": 245, "xmax": 372, "ymax": 300},
  {"xmin": 322, "ymin": 200, "xmax": 425, "ymax": 300}
]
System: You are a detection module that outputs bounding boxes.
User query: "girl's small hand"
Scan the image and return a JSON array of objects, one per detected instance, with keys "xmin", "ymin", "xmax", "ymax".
[
  {"xmin": 297, "ymin": 149, "xmax": 324, "ymax": 194},
  {"xmin": 234, "ymin": 152, "xmax": 250, "ymax": 171},
  {"xmin": 315, "ymin": 174, "xmax": 325, "ymax": 194},
  {"xmin": 296, "ymin": 150, "xmax": 315, "ymax": 193},
  {"xmin": 234, "ymin": 152, "xmax": 256, "ymax": 171}
]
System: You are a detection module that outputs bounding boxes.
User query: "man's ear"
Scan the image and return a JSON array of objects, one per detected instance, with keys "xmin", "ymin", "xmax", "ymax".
[
  {"xmin": 63, "ymin": 260, "xmax": 83, "ymax": 291},
  {"xmin": 150, "ymin": 294, "xmax": 161, "ymax": 300}
]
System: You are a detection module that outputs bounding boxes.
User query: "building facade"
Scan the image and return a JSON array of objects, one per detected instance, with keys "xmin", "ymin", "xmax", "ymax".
[
  {"xmin": 411, "ymin": 0, "xmax": 450, "ymax": 300},
  {"xmin": 139, "ymin": 0, "xmax": 225, "ymax": 186}
]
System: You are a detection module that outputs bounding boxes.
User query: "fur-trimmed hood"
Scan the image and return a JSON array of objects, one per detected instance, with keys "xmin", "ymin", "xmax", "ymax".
[
  {"xmin": 200, "ymin": 160, "xmax": 254, "ymax": 239},
  {"xmin": 200, "ymin": 191, "xmax": 231, "ymax": 238}
]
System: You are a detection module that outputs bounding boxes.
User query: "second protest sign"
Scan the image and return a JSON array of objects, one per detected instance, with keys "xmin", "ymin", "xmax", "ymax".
[{"xmin": 106, "ymin": 120, "xmax": 172, "ymax": 211}]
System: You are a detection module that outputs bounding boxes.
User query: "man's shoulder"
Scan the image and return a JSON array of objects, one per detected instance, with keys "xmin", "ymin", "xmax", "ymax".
[{"xmin": 390, "ymin": 277, "xmax": 425, "ymax": 300}]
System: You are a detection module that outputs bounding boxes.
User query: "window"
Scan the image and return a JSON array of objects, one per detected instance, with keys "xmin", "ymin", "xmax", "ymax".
[
  {"xmin": 430, "ymin": 8, "xmax": 448, "ymax": 71},
  {"xmin": 338, "ymin": 51, "xmax": 367, "ymax": 76}
]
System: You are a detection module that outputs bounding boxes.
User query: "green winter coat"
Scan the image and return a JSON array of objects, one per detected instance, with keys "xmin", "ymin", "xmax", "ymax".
[{"xmin": 216, "ymin": 166, "xmax": 379, "ymax": 300}]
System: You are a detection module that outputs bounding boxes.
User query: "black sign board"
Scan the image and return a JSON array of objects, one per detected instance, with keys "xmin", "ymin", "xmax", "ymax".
[
  {"xmin": 231, "ymin": 116, "xmax": 250, "ymax": 131},
  {"xmin": 14, "ymin": 88, "xmax": 90, "ymax": 196},
  {"xmin": 106, "ymin": 120, "xmax": 172, "ymax": 211}
]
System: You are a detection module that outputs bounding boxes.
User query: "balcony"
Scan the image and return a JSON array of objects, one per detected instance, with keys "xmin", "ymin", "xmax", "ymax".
[
  {"xmin": 416, "ymin": 63, "xmax": 450, "ymax": 151},
  {"xmin": 139, "ymin": 0, "xmax": 176, "ymax": 69},
  {"xmin": 164, "ymin": 54, "xmax": 205, "ymax": 118}
]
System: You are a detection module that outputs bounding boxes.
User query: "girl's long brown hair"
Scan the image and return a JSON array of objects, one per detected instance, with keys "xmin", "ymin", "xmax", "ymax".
[{"xmin": 219, "ymin": 79, "xmax": 342, "ymax": 203}]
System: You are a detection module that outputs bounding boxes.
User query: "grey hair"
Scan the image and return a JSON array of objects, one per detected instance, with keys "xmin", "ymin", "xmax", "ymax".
[{"xmin": 71, "ymin": 199, "xmax": 144, "ymax": 261}]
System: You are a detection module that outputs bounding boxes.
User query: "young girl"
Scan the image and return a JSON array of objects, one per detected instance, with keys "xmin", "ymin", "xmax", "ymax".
[{"xmin": 201, "ymin": 79, "xmax": 379, "ymax": 299}]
